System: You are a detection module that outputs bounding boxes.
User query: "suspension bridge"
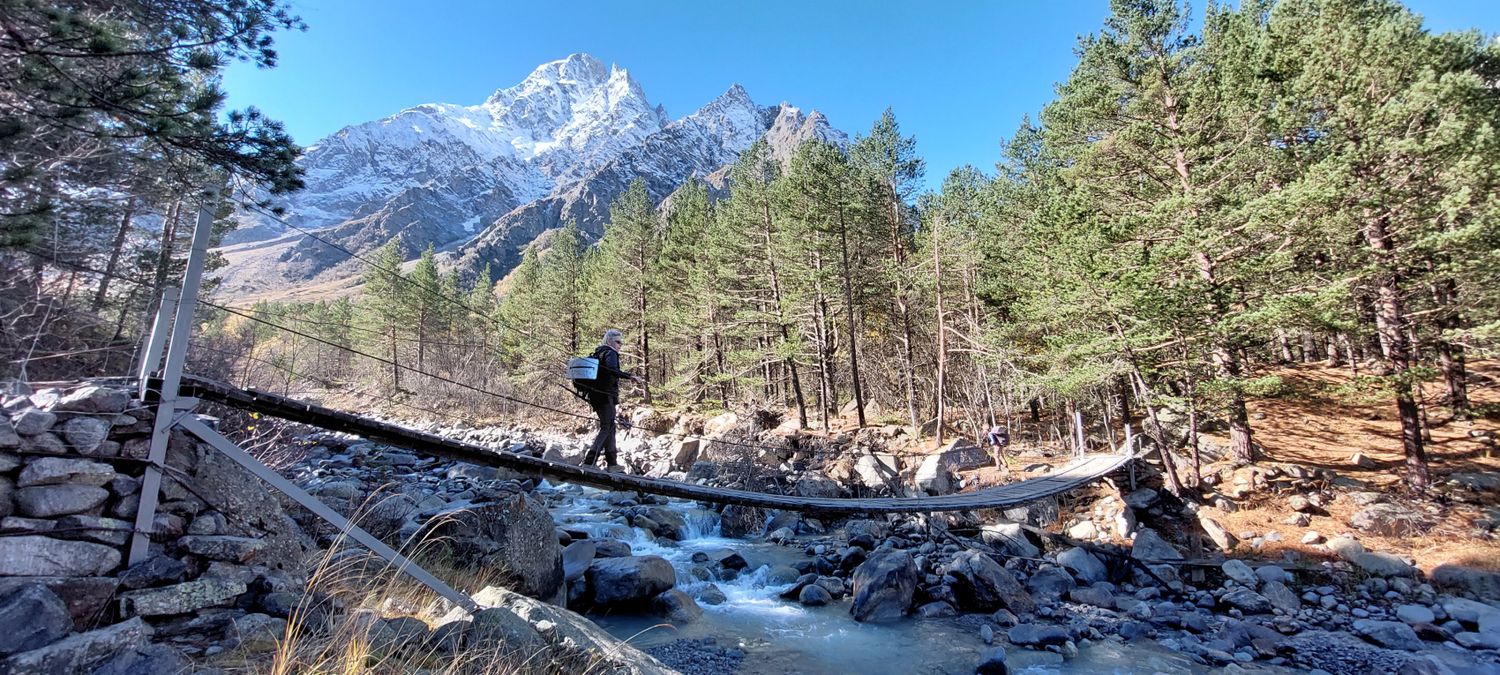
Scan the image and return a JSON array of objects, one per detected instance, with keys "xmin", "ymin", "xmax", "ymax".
[{"xmin": 38, "ymin": 195, "xmax": 1143, "ymax": 613}]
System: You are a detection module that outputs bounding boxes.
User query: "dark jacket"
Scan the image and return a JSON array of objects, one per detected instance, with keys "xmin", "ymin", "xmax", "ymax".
[{"xmin": 588, "ymin": 344, "xmax": 632, "ymax": 397}]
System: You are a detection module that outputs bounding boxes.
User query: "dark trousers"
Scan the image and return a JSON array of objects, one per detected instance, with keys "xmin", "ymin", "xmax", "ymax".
[{"xmin": 584, "ymin": 393, "xmax": 617, "ymax": 467}]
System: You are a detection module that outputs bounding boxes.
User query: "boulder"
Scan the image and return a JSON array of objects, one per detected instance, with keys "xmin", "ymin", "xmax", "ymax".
[
  {"xmin": 1431, "ymin": 564, "xmax": 1500, "ymax": 601},
  {"xmin": 0, "ymin": 584, "xmax": 73, "ymax": 656},
  {"xmin": 1068, "ymin": 585, "xmax": 1115, "ymax": 609},
  {"xmin": 1396, "ymin": 605, "xmax": 1436, "ymax": 626},
  {"xmin": 943, "ymin": 550, "xmax": 1035, "ymax": 615},
  {"xmin": 1007, "ymin": 624, "xmax": 1070, "ymax": 647},
  {"xmin": 979, "ymin": 522, "xmax": 1039, "ymax": 558},
  {"xmin": 1352, "ymin": 619, "xmax": 1423, "ymax": 651},
  {"xmin": 562, "ymin": 541, "xmax": 596, "ymax": 583},
  {"xmin": 118, "ymin": 554, "xmax": 189, "ymax": 590},
  {"xmin": 854, "ymin": 454, "xmax": 895, "ymax": 491},
  {"xmin": 1222, "ymin": 560, "xmax": 1257, "ymax": 586},
  {"xmin": 1056, "ymin": 547, "xmax": 1108, "ymax": 584},
  {"xmin": 1350, "ymin": 551, "xmax": 1417, "ymax": 577},
  {"xmin": 719, "ymin": 504, "xmax": 767, "ymax": 539},
  {"xmin": 15, "ymin": 485, "xmax": 109, "ymax": 517},
  {"xmin": 118, "ymin": 578, "xmax": 247, "ymax": 616},
  {"xmin": 229, "ymin": 613, "xmax": 288, "ymax": 653},
  {"xmin": 849, "ymin": 548, "xmax": 918, "ymax": 623},
  {"xmin": 669, "ymin": 439, "xmax": 700, "ymax": 470},
  {"xmin": 0, "ymin": 421, "xmax": 17, "ymax": 448},
  {"xmin": 1025, "ymin": 566, "xmax": 1077, "ymax": 602},
  {"xmin": 1196, "ymin": 510, "xmax": 1237, "ymax": 552},
  {"xmin": 0, "ymin": 535, "xmax": 119, "ymax": 576},
  {"xmin": 587, "ymin": 556, "xmax": 676, "ymax": 606},
  {"xmin": 440, "ymin": 492, "xmax": 565, "ymax": 603},
  {"xmin": 1124, "ymin": 488, "xmax": 1160, "ymax": 510},
  {"xmin": 1261, "ymin": 581, "xmax": 1300, "ymax": 613},
  {"xmin": 1002, "ymin": 497, "xmax": 1060, "ymax": 528},
  {"xmin": 704, "ymin": 412, "xmax": 739, "ymax": 436},
  {"xmin": 468, "ymin": 584, "xmax": 676, "ymax": 674},
  {"xmin": 2, "ymin": 617, "xmax": 150, "ymax": 674},
  {"xmin": 914, "ymin": 454, "xmax": 953, "ymax": 495},
  {"xmin": 793, "ymin": 473, "xmax": 841, "ymax": 499},
  {"xmin": 651, "ymin": 589, "xmax": 703, "ymax": 623},
  {"xmin": 593, "ymin": 539, "xmax": 633, "ymax": 558},
  {"xmin": 1221, "ymin": 589, "xmax": 1272, "ymax": 614},
  {"xmin": 1131, "ymin": 529, "xmax": 1183, "ymax": 562},
  {"xmin": 799, "ymin": 584, "xmax": 833, "ymax": 606}
]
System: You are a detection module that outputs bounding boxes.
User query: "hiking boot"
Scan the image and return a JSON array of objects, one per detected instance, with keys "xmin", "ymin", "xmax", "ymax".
[{"xmin": 606, "ymin": 464, "xmax": 625, "ymax": 473}]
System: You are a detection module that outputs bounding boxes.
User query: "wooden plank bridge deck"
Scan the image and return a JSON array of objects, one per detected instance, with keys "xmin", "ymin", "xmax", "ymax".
[{"xmin": 182, "ymin": 376, "xmax": 1136, "ymax": 515}]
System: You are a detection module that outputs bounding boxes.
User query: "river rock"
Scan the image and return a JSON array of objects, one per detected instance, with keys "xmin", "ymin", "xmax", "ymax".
[
  {"xmin": 1431, "ymin": 565, "xmax": 1500, "ymax": 601},
  {"xmin": 593, "ymin": 539, "xmax": 633, "ymax": 558},
  {"xmin": 468, "ymin": 584, "xmax": 676, "ymax": 674},
  {"xmin": 794, "ymin": 473, "xmax": 841, "ymax": 499},
  {"xmin": 1262, "ymin": 581, "xmax": 1300, "ymax": 613},
  {"xmin": 17, "ymin": 457, "xmax": 115, "ymax": 488},
  {"xmin": 0, "ymin": 535, "xmax": 119, "ymax": 576},
  {"xmin": 976, "ymin": 646, "xmax": 1008, "ymax": 674},
  {"xmin": 1222, "ymin": 560, "xmax": 1257, "ymax": 586},
  {"xmin": 1352, "ymin": 619, "xmax": 1423, "ymax": 651},
  {"xmin": 1222, "ymin": 589, "xmax": 1272, "ymax": 614},
  {"xmin": 849, "ymin": 548, "xmax": 917, "ymax": 623},
  {"xmin": 1007, "ymin": 624, "xmax": 1070, "ymax": 647},
  {"xmin": 1131, "ymin": 529, "xmax": 1183, "ymax": 562},
  {"xmin": 1026, "ymin": 566, "xmax": 1077, "ymax": 601},
  {"xmin": 1068, "ymin": 585, "xmax": 1115, "ymax": 609},
  {"xmin": 719, "ymin": 504, "xmax": 767, "ymax": 538},
  {"xmin": 2, "ymin": 617, "xmax": 150, "ymax": 674},
  {"xmin": 118, "ymin": 578, "xmax": 247, "ymax": 616},
  {"xmin": 652, "ymin": 589, "xmax": 703, "ymax": 623},
  {"xmin": 562, "ymin": 541, "xmax": 596, "ymax": 582},
  {"xmin": 1396, "ymin": 604, "xmax": 1436, "ymax": 625},
  {"xmin": 587, "ymin": 556, "xmax": 676, "ymax": 606},
  {"xmin": 1440, "ymin": 597, "xmax": 1500, "ymax": 626},
  {"xmin": 0, "ymin": 584, "xmax": 72, "ymax": 656},
  {"xmin": 1350, "ymin": 551, "xmax": 1417, "ymax": 577},
  {"xmin": 1056, "ymin": 547, "xmax": 1107, "ymax": 584},
  {"xmin": 15, "ymin": 484, "xmax": 108, "ymax": 517},
  {"xmin": 445, "ymin": 492, "xmax": 566, "ymax": 603},
  {"xmin": 799, "ymin": 584, "xmax": 833, "ymax": 606},
  {"xmin": 943, "ymin": 550, "xmax": 1035, "ymax": 615},
  {"xmin": 980, "ymin": 522, "xmax": 1039, "ymax": 558}
]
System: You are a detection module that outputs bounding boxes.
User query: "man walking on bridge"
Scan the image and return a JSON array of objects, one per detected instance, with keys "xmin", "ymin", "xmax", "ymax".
[{"xmin": 583, "ymin": 328, "xmax": 635, "ymax": 471}]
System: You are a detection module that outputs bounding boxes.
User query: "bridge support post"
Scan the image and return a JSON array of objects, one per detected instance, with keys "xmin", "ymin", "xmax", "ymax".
[
  {"xmin": 127, "ymin": 192, "xmax": 481, "ymax": 614},
  {"xmin": 129, "ymin": 199, "xmax": 214, "ymax": 566}
]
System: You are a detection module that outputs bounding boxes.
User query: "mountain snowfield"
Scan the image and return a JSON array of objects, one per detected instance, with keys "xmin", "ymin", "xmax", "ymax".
[{"xmin": 216, "ymin": 53, "xmax": 845, "ymax": 301}]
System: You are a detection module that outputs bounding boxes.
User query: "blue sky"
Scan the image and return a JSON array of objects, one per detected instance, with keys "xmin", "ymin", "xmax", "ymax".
[{"xmin": 225, "ymin": 0, "xmax": 1500, "ymax": 192}]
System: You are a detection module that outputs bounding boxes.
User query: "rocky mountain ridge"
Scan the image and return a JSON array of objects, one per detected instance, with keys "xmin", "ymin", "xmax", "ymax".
[{"xmin": 218, "ymin": 53, "xmax": 844, "ymax": 299}]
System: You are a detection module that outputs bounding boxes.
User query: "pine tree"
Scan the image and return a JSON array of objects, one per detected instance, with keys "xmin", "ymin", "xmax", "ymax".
[{"xmin": 358, "ymin": 238, "xmax": 410, "ymax": 389}]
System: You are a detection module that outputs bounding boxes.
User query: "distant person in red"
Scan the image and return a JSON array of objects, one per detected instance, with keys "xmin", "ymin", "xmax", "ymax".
[{"xmin": 581, "ymin": 328, "xmax": 634, "ymax": 471}]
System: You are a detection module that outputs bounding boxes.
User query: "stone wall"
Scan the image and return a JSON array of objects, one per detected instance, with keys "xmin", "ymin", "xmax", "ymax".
[{"xmin": 0, "ymin": 382, "xmax": 309, "ymax": 672}]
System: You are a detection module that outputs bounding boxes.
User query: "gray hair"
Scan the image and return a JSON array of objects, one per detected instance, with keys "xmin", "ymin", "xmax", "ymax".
[{"xmin": 602, "ymin": 329, "xmax": 623, "ymax": 345}]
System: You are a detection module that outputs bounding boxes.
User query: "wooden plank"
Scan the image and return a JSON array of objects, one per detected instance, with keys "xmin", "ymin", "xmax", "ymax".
[{"xmin": 182, "ymin": 376, "xmax": 1136, "ymax": 515}]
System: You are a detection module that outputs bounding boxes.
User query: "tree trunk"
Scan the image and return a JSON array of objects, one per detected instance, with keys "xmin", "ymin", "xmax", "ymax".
[
  {"xmin": 762, "ymin": 203, "xmax": 807, "ymax": 428},
  {"xmin": 1429, "ymin": 277, "xmax": 1470, "ymax": 419},
  {"xmin": 1364, "ymin": 214, "xmax": 1429, "ymax": 490},
  {"xmin": 933, "ymin": 216, "xmax": 947, "ymax": 447},
  {"xmin": 93, "ymin": 201, "xmax": 135, "ymax": 311},
  {"xmin": 836, "ymin": 206, "xmax": 866, "ymax": 428}
]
